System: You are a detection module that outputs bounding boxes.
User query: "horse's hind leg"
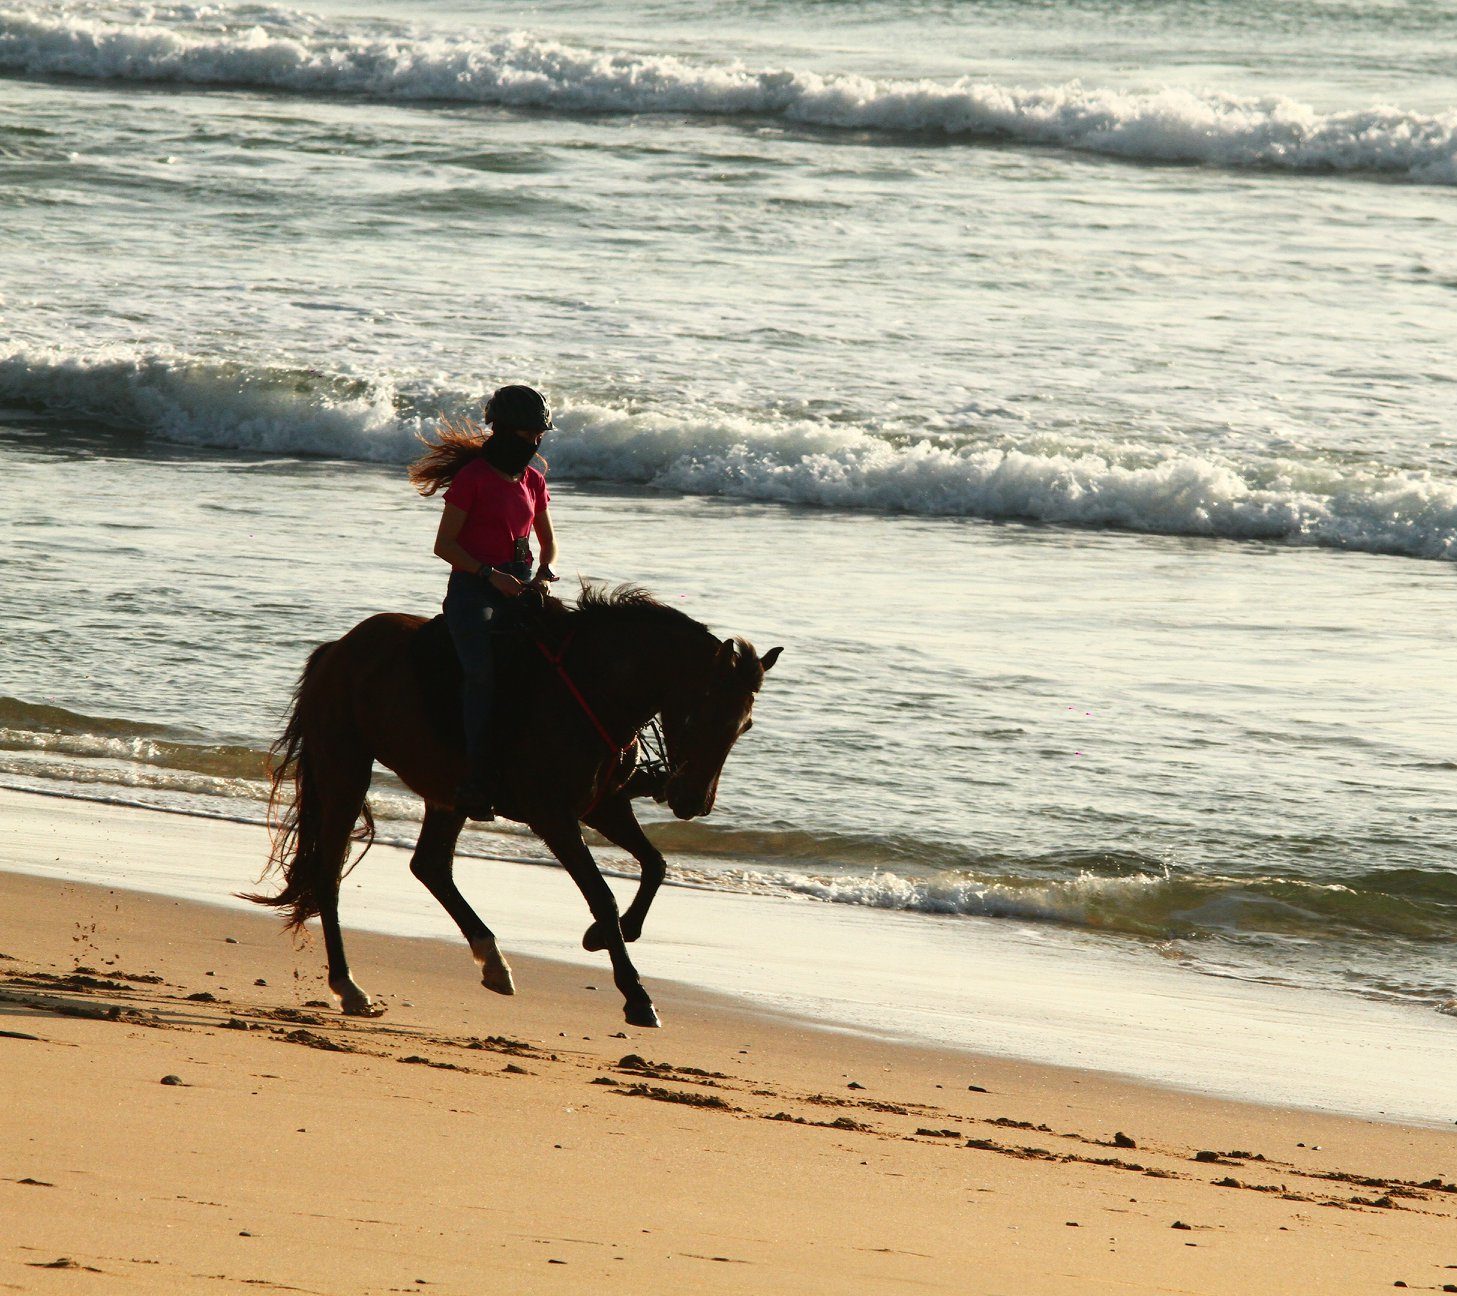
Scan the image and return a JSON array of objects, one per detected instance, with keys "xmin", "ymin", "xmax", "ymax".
[
  {"xmin": 580, "ymin": 793, "xmax": 666, "ymax": 951},
  {"xmin": 314, "ymin": 765, "xmax": 381, "ymax": 1017},
  {"xmin": 409, "ymin": 805, "xmax": 515, "ymax": 996}
]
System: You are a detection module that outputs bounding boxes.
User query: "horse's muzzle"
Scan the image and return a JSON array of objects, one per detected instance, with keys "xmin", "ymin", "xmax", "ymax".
[{"xmin": 666, "ymin": 777, "xmax": 716, "ymax": 820}]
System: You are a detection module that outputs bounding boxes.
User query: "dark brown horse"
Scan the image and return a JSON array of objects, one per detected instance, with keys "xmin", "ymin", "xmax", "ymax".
[{"xmin": 245, "ymin": 586, "xmax": 780, "ymax": 1028}]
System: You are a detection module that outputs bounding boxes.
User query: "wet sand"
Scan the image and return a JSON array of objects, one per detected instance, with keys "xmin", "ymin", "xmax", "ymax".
[
  {"xmin": 4, "ymin": 788, "xmax": 1452, "ymax": 1125},
  {"xmin": 2, "ymin": 835, "xmax": 1456, "ymax": 1292}
]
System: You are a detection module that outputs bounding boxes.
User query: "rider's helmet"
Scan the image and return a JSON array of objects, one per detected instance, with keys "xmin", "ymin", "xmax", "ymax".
[{"xmin": 486, "ymin": 385, "xmax": 552, "ymax": 435}]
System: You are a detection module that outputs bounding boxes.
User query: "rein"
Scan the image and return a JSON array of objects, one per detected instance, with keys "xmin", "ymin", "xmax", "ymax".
[
  {"xmin": 534, "ymin": 627, "xmax": 625, "ymax": 752},
  {"xmin": 532, "ymin": 625, "xmax": 657, "ymax": 818}
]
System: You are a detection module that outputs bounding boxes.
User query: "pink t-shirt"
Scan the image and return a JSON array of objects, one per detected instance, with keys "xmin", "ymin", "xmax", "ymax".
[{"xmin": 443, "ymin": 459, "xmax": 550, "ymax": 569}]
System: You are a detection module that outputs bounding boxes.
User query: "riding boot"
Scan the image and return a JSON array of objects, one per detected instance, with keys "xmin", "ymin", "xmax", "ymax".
[{"xmin": 455, "ymin": 764, "xmax": 497, "ymax": 822}]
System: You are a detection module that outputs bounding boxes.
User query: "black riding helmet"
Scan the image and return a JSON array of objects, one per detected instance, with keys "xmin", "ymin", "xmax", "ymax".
[{"xmin": 485, "ymin": 384, "xmax": 552, "ymax": 435}]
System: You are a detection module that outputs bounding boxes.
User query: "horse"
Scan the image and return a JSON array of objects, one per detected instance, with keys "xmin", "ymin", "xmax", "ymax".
[{"xmin": 244, "ymin": 584, "xmax": 781, "ymax": 1028}]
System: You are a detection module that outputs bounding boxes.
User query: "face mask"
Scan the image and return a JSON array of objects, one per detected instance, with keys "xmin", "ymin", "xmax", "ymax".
[{"xmin": 482, "ymin": 431, "xmax": 540, "ymax": 476}]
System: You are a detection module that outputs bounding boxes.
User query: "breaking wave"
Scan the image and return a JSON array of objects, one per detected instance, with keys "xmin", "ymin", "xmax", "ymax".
[
  {"xmin": 2, "ymin": 2, "xmax": 1454, "ymax": 182},
  {"xmin": 4, "ymin": 346, "xmax": 1456, "ymax": 561},
  {"xmin": 716, "ymin": 860, "xmax": 1457, "ymax": 942},
  {"xmin": 642, "ymin": 818, "xmax": 1457, "ymax": 945},
  {"xmin": 0, "ymin": 694, "xmax": 268, "ymax": 786}
]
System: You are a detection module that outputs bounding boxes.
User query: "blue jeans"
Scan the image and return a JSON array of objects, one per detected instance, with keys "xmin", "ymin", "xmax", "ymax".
[{"xmin": 443, "ymin": 563, "xmax": 531, "ymax": 771}]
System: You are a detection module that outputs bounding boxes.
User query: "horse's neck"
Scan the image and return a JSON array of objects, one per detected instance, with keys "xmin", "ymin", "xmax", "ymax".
[{"xmin": 581, "ymin": 621, "xmax": 708, "ymax": 735}]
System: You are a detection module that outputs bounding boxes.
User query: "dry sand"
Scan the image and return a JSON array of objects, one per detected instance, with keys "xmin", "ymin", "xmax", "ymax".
[{"xmin": 2, "ymin": 833, "xmax": 1456, "ymax": 1293}]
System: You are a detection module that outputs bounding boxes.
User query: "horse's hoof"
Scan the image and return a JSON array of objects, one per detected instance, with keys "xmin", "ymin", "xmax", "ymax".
[
  {"xmin": 584, "ymin": 919, "xmax": 641, "ymax": 951},
  {"xmin": 332, "ymin": 979, "xmax": 385, "ymax": 1018},
  {"xmin": 624, "ymin": 1002, "xmax": 661, "ymax": 1029},
  {"xmin": 472, "ymin": 938, "xmax": 516, "ymax": 995},
  {"xmin": 481, "ymin": 964, "xmax": 516, "ymax": 996}
]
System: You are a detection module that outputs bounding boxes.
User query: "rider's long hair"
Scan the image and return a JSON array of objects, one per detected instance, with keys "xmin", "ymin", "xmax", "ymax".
[{"xmin": 408, "ymin": 414, "xmax": 489, "ymax": 497}]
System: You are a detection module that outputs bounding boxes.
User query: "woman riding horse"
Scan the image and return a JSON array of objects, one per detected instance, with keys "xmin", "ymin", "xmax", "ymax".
[
  {"xmin": 409, "ymin": 384, "xmax": 558, "ymax": 822},
  {"xmin": 246, "ymin": 395, "xmax": 783, "ymax": 1028}
]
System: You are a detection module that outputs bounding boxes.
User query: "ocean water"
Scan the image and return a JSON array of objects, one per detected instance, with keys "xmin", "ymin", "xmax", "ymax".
[{"xmin": 2, "ymin": 1, "xmax": 1454, "ymax": 1033}]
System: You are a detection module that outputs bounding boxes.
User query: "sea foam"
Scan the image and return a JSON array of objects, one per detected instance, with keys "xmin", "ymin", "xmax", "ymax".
[
  {"xmin": 2, "ymin": 2, "xmax": 1455, "ymax": 182},
  {"xmin": 3, "ymin": 347, "xmax": 1455, "ymax": 561},
  {"xmin": 694, "ymin": 861, "xmax": 1457, "ymax": 946}
]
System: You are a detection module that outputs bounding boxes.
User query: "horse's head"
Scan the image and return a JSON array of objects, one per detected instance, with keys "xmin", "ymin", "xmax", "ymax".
[{"xmin": 659, "ymin": 639, "xmax": 782, "ymax": 820}]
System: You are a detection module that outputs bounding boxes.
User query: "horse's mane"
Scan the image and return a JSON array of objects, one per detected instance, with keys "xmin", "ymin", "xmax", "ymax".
[
  {"xmin": 569, "ymin": 583, "xmax": 717, "ymax": 643},
  {"xmin": 563, "ymin": 583, "xmax": 764, "ymax": 686}
]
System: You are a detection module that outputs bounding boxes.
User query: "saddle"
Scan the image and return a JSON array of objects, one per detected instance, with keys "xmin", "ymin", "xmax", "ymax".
[{"xmin": 408, "ymin": 589, "xmax": 573, "ymax": 746}]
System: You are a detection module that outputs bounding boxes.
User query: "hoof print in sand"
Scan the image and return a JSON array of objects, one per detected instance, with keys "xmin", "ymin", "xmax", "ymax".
[
  {"xmin": 275, "ymin": 1028, "xmax": 355, "ymax": 1053},
  {"xmin": 617, "ymin": 1083, "xmax": 737, "ymax": 1111}
]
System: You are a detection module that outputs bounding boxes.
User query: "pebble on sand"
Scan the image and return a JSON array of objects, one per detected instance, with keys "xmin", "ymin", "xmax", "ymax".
[{"xmin": 160, "ymin": 1075, "xmax": 184, "ymax": 1086}]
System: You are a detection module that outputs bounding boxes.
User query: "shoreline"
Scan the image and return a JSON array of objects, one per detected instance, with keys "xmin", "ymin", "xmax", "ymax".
[
  {"xmin": 3, "ymin": 866, "xmax": 1457, "ymax": 1292},
  {"xmin": 0, "ymin": 787, "xmax": 1452, "ymax": 1128}
]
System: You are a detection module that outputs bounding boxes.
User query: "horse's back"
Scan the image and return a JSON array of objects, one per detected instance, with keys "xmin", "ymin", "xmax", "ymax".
[
  {"xmin": 334, "ymin": 610, "xmax": 432, "ymax": 657},
  {"xmin": 327, "ymin": 611, "xmax": 450, "ymax": 691},
  {"xmin": 313, "ymin": 612, "xmax": 461, "ymax": 800}
]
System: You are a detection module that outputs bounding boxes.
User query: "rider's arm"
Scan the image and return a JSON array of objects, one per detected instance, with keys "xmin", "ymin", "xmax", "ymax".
[
  {"xmin": 436, "ymin": 502, "xmax": 523, "ymax": 595},
  {"xmin": 433, "ymin": 503, "xmax": 487, "ymax": 573},
  {"xmin": 533, "ymin": 506, "xmax": 559, "ymax": 579}
]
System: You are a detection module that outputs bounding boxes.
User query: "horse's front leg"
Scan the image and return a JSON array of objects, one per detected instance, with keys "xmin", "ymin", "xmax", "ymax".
[
  {"xmin": 409, "ymin": 804, "xmax": 515, "ymax": 995},
  {"xmin": 580, "ymin": 792, "xmax": 666, "ymax": 950},
  {"xmin": 534, "ymin": 814, "xmax": 660, "ymax": 1028}
]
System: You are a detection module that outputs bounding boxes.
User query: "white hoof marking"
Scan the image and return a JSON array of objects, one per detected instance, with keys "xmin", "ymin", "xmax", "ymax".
[{"xmin": 471, "ymin": 938, "xmax": 516, "ymax": 996}]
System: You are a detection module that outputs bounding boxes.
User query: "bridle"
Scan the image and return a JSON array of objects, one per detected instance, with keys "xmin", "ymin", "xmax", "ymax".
[
  {"xmin": 634, "ymin": 715, "xmax": 673, "ymax": 787},
  {"xmin": 655, "ymin": 673, "xmax": 753, "ymax": 793},
  {"xmin": 530, "ymin": 624, "xmax": 742, "ymax": 818}
]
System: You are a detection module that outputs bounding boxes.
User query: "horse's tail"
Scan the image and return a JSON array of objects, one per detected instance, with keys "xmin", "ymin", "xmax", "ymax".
[{"xmin": 241, "ymin": 640, "xmax": 376, "ymax": 931}]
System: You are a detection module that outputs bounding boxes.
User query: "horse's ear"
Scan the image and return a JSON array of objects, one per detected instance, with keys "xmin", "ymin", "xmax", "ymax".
[
  {"xmin": 760, "ymin": 646, "xmax": 782, "ymax": 672},
  {"xmin": 714, "ymin": 638, "xmax": 737, "ymax": 672}
]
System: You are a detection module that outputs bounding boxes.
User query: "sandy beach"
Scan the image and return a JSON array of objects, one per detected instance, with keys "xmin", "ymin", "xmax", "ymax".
[{"xmin": 2, "ymin": 800, "xmax": 1455, "ymax": 1295}]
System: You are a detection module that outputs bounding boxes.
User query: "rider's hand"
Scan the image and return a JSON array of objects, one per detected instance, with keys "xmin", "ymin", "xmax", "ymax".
[
  {"xmin": 487, "ymin": 569, "xmax": 525, "ymax": 597},
  {"xmin": 535, "ymin": 563, "xmax": 559, "ymax": 583}
]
